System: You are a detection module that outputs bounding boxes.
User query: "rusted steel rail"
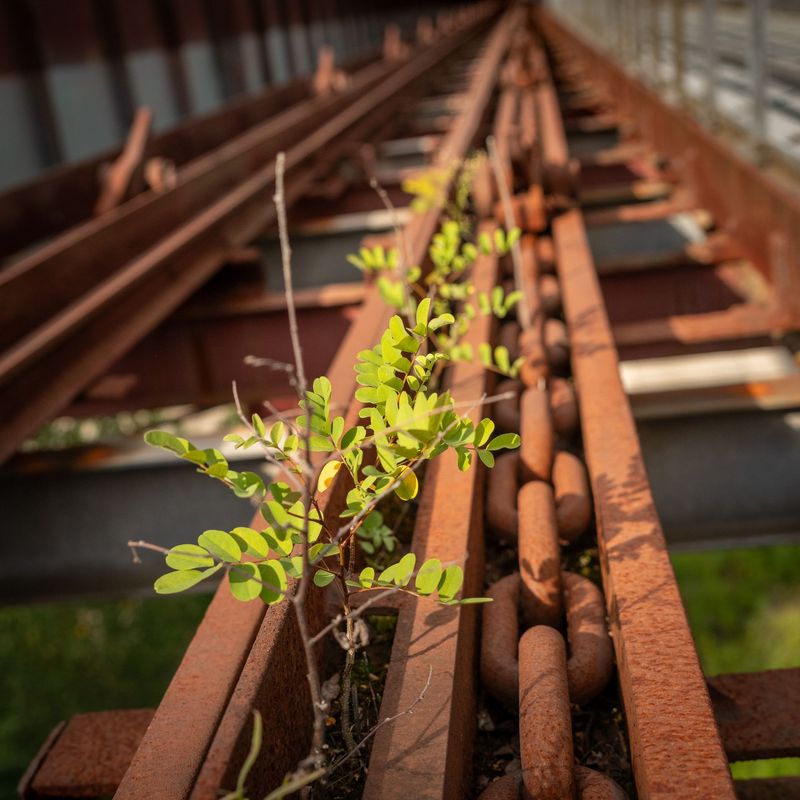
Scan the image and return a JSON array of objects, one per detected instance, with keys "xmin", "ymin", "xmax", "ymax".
[
  {"xmin": 103, "ymin": 11, "xmax": 511, "ymax": 800},
  {"xmin": 19, "ymin": 4, "xmax": 800, "ymax": 800},
  {"xmin": 537, "ymin": 10, "xmax": 800, "ymax": 327},
  {"xmin": 477, "ymin": 8, "xmax": 800, "ymax": 800},
  {"xmin": 0, "ymin": 5, "xmax": 496, "ymax": 465},
  {"xmin": 0, "ymin": 76, "xmax": 313, "ymax": 261}
]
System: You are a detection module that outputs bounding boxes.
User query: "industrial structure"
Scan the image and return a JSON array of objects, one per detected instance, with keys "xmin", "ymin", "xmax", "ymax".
[{"xmin": 2, "ymin": 1, "xmax": 799, "ymax": 798}]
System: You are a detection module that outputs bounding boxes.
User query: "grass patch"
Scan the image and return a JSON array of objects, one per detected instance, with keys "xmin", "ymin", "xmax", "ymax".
[
  {"xmin": 671, "ymin": 543, "xmax": 800, "ymax": 780},
  {"xmin": 0, "ymin": 592, "xmax": 211, "ymax": 798}
]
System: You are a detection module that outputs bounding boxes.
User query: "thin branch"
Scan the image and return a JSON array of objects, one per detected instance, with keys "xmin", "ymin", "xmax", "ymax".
[
  {"xmin": 262, "ymin": 769, "xmax": 327, "ymax": 800},
  {"xmin": 232, "ymin": 380, "xmax": 311, "ymax": 480},
  {"xmin": 274, "ymin": 150, "xmax": 326, "ymax": 777},
  {"xmin": 308, "ymin": 587, "xmax": 402, "ymax": 647},
  {"xmin": 274, "ymin": 151, "xmax": 308, "ymax": 396}
]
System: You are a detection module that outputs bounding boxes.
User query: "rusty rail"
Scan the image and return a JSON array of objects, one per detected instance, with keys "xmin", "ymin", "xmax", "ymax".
[
  {"xmin": 476, "ymin": 9, "xmax": 800, "ymax": 800},
  {"xmin": 0, "ymin": 5, "xmax": 497, "ymax": 465},
  {"xmin": 543, "ymin": 117, "xmax": 736, "ymax": 800},
  {"xmin": 113, "ymin": 10, "xmax": 513, "ymax": 800},
  {"xmin": 537, "ymin": 10, "xmax": 800, "ymax": 320},
  {"xmin": 0, "ymin": 57, "xmax": 379, "ymax": 261},
  {"xmin": 19, "ymin": 4, "xmax": 800, "ymax": 799}
]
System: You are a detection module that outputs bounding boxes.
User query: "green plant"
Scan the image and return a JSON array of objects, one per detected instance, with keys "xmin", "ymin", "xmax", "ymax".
[
  {"xmin": 144, "ymin": 300, "xmax": 516, "ymax": 609},
  {"xmin": 132, "ymin": 153, "xmax": 520, "ymax": 797},
  {"xmin": 350, "ymin": 157, "xmax": 524, "ymax": 380}
]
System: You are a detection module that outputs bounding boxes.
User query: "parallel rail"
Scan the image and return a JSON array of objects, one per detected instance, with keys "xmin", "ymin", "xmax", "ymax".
[
  {"xmin": 117, "ymin": 10, "xmax": 513, "ymax": 800},
  {"xmin": 17, "ymin": 4, "xmax": 800, "ymax": 800},
  {"xmin": 0, "ymin": 6, "xmax": 495, "ymax": 464}
]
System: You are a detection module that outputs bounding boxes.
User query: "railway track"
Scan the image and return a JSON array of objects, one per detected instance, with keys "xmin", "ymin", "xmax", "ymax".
[
  {"xmin": 16, "ymin": 4, "xmax": 800, "ymax": 800},
  {"xmin": 0, "ymin": 4, "xmax": 495, "ymax": 465}
]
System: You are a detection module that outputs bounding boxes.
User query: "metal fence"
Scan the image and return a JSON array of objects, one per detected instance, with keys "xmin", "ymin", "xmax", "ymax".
[{"xmin": 545, "ymin": 0, "xmax": 800, "ymax": 175}]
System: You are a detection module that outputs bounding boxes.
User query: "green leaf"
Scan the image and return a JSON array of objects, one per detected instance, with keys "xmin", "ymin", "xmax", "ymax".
[
  {"xmin": 389, "ymin": 315, "xmax": 407, "ymax": 344},
  {"xmin": 280, "ymin": 556, "xmax": 304, "ymax": 578},
  {"xmin": 362, "ymin": 511, "xmax": 383, "ymax": 531},
  {"xmin": 165, "ymin": 544, "xmax": 214, "ymax": 571},
  {"xmin": 495, "ymin": 346, "xmax": 510, "ymax": 374},
  {"xmin": 330, "ymin": 416, "xmax": 344, "ymax": 447},
  {"xmin": 341, "ymin": 426, "xmax": 366, "ymax": 451},
  {"xmin": 154, "ymin": 564, "xmax": 221, "ymax": 594},
  {"xmin": 477, "ymin": 449, "xmax": 495, "ymax": 468},
  {"xmin": 252, "ymin": 413, "xmax": 266, "ymax": 437},
  {"xmin": 229, "ymin": 471, "xmax": 265, "ymax": 499},
  {"xmin": 474, "ymin": 418, "xmax": 495, "ymax": 447},
  {"xmin": 415, "ymin": 558, "xmax": 442, "ymax": 595},
  {"xmin": 229, "ymin": 563, "xmax": 262, "ymax": 601},
  {"xmin": 309, "ymin": 542, "xmax": 340, "ymax": 563},
  {"xmin": 486, "ymin": 433, "xmax": 521, "ymax": 452},
  {"xmin": 230, "ymin": 527, "xmax": 270, "ymax": 558},
  {"xmin": 258, "ymin": 560, "xmax": 287, "ymax": 604},
  {"xmin": 269, "ymin": 421, "xmax": 285, "ymax": 444},
  {"xmin": 314, "ymin": 376, "xmax": 332, "ymax": 400},
  {"xmin": 313, "ymin": 570, "xmax": 336, "ymax": 587},
  {"xmin": 379, "ymin": 553, "xmax": 416, "ymax": 586},
  {"xmin": 359, "ymin": 566, "xmax": 375, "ymax": 588},
  {"xmin": 261, "ymin": 499, "xmax": 290, "ymax": 530},
  {"xmin": 182, "ymin": 449, "xmax": 207, "ymax": 466},
  {"xmin": 144, "ymin": 430, "xmax": 190, "ymax": 455},
  {"xmin": 206, "ymin": 461, "xmax": 228, "ymax": 478},
  {"xmin": 455, "ymin": 596, "xmax": 494, "ymax": 604},
  {"xmin": 438, "ymin": 565, "xmax": 464, "ymax": 601},
  {"xmin": 396, "ymin": 552, "xmax": 417, "ymax": 586},
  {"xmin": 198, "ymin": 529, "xmax": 242, "ymax": 563},
  {"xmin": 416, "ymin": 297, "xmax": 431, "ymax": 329},
  {"xmin": 428, "ymin": 313, "xmax": 454, "ymax": 331},
  {"xmin": 262, "ymin": 527, "xmax": 293, "ymax": 557},
  {"xmin": 355, "ymin": 386, "xmax": 380, "ymax": 405},
  {"xmin": 494, "ymin": 228, "xmax": 506, "ymax": 253}
]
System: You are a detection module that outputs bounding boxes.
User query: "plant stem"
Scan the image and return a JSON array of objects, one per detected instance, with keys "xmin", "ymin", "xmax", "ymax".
[
  {"xmin": 338, "ymin": 547, "xmax": 358, "ymax": 753},
  {"xmin": 274, "ymin": 150, "xmax": 325, "ymax": 780},
  {"xmin": 340, "ymin": 615, "xmax": 358, "ymax": 752}
]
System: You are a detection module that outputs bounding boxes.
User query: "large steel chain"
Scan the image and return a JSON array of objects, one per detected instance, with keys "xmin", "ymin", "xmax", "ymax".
[{"xmin": 477, "ymin": 25, "xmax": 626, "ymax": 800}]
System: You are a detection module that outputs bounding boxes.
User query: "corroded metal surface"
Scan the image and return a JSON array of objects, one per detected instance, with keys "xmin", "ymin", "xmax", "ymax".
[
  {"xmin": 708, "ymin": 668, "xmax": 800, "ymax": 761},
  {"xmin": 551, "ymin": 186, "xmax": 735, "ymax": 800},
  {"xmin": 518, "ymin": 480, "xmax": 562, "ymax": 628},
  {"xmin": 0, "ymin": 8, "xmax": 495, "ymax": 464},
  {"xmin": 363, "ymin": 231, "xmax": 499, "ymax": 800},
  {"xmin": 519, "ymin": 626, "xmax": 575, "ymax": 800},
  {"xmin": 22, "ymin": 710, "xmax": 153, "ymax": 798},
  {"xmin": 536, "ymin": 16, "xmax": 737, "ymax": 795},
  {"xmin": 538, "ymin": 10, "xmax": 800, "ymax": 317}
]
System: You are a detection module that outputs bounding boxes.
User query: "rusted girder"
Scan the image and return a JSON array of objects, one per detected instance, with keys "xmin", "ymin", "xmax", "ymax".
[
  {"xmin": 537, "ymin": 9, "xmax": 800, "ymax": 323},
  {"xmin": 114, "ymin": 10, "xmax": 513, "ymax": 799},
  {"xmin": 534, "ymin": 11, "xmax": 738, "ymax": 797},
  {"xmin": 708, "ymin": 668, "xmax": 800, "ymax": 762},
  {"xmin": 0, "ymin": 10, "xmax": 494, "ymax": 464}
]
